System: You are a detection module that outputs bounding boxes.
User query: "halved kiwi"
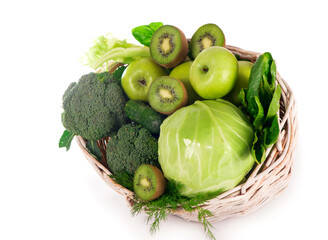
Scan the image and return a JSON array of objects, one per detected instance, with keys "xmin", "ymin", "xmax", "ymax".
[
  {"xmin": 149, "ymin": 25, "xmax": 189, "ymax": 68},
  {"xmin": 148, "ymin": 76, "xmax": 188, "ymax": 115},
  {"xmin": 133, "ymin": 164, "xmax": 166, "ymax": 201},
  {"xmin": 190, "ymin": 23, "xmax": 225, "ymax": 59}
]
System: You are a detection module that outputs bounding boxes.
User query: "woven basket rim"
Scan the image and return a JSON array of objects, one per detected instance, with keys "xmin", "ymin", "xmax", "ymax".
[{"xmin": 76, "ymin": 45, "xmax": 298, "ymax": 222}]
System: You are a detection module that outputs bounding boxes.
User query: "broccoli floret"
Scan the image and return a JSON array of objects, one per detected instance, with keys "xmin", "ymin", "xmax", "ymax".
[
  {"xmin": 106, "ymin": 124, "xmax": 159, "ymax": 175},
  {"xmin": 61, "ymin": 72, "xmax": 127, "ymax": 140}
]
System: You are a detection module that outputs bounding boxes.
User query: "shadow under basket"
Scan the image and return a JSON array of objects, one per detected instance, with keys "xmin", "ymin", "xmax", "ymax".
[{"xmin": 76, "ymin": 45, "xmax": 298, "ymax": 223}]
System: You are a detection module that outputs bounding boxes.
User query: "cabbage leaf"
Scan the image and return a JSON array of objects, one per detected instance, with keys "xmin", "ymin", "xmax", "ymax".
[{"xmin": 158, "ymin": 99, "xmax": 255, "ymax": 197}]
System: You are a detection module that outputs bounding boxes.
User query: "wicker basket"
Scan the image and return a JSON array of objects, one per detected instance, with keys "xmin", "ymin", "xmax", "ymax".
[{"xmin": 76, "ymin": 45, "xmax": 298, "ymax": 223}]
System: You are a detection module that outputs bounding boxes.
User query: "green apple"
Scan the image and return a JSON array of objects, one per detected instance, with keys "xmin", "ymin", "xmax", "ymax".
[
  {"xmin": 169, "ymin": 61, "xmax": 202, "ymax": 105},
  {"xmin": 122, "ymin": 57, "xmax": 167, "ymax": 101},
  {"xmin": 190, "ymin": 46, "xmax": 238, "ymax": 99},
  {"xmin": 225, "ymin": 61, "xmax": 253, "ymax": 105}
]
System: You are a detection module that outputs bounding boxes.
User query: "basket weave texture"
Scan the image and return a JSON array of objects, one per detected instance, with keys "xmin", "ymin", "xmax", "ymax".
[{"xmin": 76, "ymin": 45, "xmax": 298, "ymax": 223}]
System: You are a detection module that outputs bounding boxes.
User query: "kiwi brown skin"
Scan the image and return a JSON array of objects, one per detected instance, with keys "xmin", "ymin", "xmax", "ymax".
[
  {"xmin": 164, "ymin": 78, "xmax": 188, "ymax": 114},
  {"xmin": 134, "ymin": 164, "xmax": 167, "ymax": 201},
  {"xmin": 148, "ymin": 77, "xmax": 188, "ymax": 115},
  {"xmin": 147, "ymin": 165, "xmax": 166, "ymax": 201},
  {"xmin": 151, "ymin": 26, "xmax": 189, "ymax": 69}
]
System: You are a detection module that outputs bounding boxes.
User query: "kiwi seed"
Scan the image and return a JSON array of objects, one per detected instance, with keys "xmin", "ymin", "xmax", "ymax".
[
  {"xmin": 148, "ymin": 76, "xmax": 188, "ymax": 115},
  {"xmin": 150, "ymin": 25, "xmax": 189, "ymax": 68},
  {"xmin": 133, "ymin": 164, "xmax": 166, "ymax": 201},
  {"xmin": 190, "ymin": 23, "xmax": 225, "ymax": 59}
]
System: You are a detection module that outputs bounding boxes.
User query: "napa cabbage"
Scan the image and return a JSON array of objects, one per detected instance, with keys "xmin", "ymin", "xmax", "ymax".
[{"xmin": 158, "ymin": 99, "xmax": 255, "ymax": 197}]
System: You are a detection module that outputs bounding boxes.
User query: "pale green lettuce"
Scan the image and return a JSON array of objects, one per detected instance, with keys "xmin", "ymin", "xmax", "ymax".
[
  {"xmin": 81, "ymin": 34, "xmax": 150, "ymax": 70},
  {"xmin": 158, "ymin": 99, "xmax": 255, "ymax": 197}
]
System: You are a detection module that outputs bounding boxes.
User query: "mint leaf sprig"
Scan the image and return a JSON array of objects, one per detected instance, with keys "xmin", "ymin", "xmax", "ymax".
[{"xmin": 132, "ymin": 22, "xmax": 163, "ymax": 46}]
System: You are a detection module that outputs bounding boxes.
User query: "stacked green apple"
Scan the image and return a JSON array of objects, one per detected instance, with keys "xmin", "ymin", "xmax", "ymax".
[{"xmin": 121, "ymin": 23, "xmax": 254, "ymax": 122}]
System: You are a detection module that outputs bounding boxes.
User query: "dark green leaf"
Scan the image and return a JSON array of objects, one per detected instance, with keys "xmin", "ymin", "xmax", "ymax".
[
  {"xmin": 251, "ymin": 132, "xmax": 266, "ymax": 164},
  {"xmin": 266, "ymin": 85, "xmax": 282, "ymax": 123},
  {"xmin": 259, "ymin": 74, "xmax": 273, "ymax": 111},
  {"xmin": 270, "ymin": 60, "xmax": 277, "ymax": 89},
  {"xmin": 246, "ymin": 53, "xmax": 273, "ymax": 117},
  {"xmin": 86, "ymin": 140, "xmax": 103, "ymax": 160},
  {"xmin": 264, "ymin": 115, "xmax": 280, "ymax": 148},
  {"xmin": 59, "ymin": 130, "xmax": 74, "ymax": 151},
  {"xmin": 112, "ymin": 65, "xmax": 127, "ymax": 85},
  {"xmin": 132, "ymin": 22, "xmax": 163, "ymax": 46},
  {"xmin": 109, "ymin": 171, "xmax": 134, "ymax": 191},
  {"xmin": 253, "ymin": 96, "xmax": 265, "ymax": 130}
]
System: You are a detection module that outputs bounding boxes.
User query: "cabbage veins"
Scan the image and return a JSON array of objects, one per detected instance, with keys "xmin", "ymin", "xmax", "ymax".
[{"xmin": 158, "ymin": 99, "xmax": 255, "ymax": 197}]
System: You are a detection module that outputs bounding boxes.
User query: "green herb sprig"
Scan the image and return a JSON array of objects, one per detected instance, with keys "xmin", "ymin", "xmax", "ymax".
[
  {"xmin": 110, "ymin": 173, "xmax": 219, "ymax": 239},
  {"xmin": 131, "ymin": 181, "xmax": 221, "ymax": 240}
]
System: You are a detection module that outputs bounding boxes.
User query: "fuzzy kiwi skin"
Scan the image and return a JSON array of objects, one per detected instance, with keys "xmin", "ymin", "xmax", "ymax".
[
  {"xmin": 148, "ymin": 165, "xmax": 166, "ymax": 201},
  {"xmin": 150, "ymin": 26, "xmax": 189, "ymax": 69},
  {"xmin": 148, "ymin": 77, "xmax": 188, "ymax": 115},
  {"xmin": 134, "ymin": 164, "xmax": 167, "ymax": 201}
]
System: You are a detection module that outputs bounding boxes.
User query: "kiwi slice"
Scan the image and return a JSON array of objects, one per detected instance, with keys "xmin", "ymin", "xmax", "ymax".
[
  {"xmin": 150, "ymin": 25, "xmax": 189, "ymax": 68},
  {"xmin": 148, "ymin": 76, "xmax": 188, "ymax": 114},
  {"xmin": 133, "ymin": 164, "xmax": 166, "ymax": 201},
  {"xmin": 190, "ymin": 23, "xmax": 225, "ymax": 59}
]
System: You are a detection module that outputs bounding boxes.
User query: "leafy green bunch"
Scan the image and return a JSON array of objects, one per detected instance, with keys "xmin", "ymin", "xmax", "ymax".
[
  {"xmin": 80, "ymin": 22, "xmax": 163, "ymax": 70},
  {"xmin": 239, "ymin": 52, "xmax": 282, "ymax": 163}
]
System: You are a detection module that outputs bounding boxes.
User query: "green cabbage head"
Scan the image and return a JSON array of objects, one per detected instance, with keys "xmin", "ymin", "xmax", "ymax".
[{"xmin": 158, "ymin": 99, "xmax": 255, "ymax": 197}]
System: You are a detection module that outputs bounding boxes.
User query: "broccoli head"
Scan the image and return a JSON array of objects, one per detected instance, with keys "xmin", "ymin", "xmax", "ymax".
[
  {"xmin": 106, "ymin": 124, "xmax": 160, "ymax": 175},
  {"xmin": 61, "ymin": 72, "xmax": 127, "ymax": 140}
]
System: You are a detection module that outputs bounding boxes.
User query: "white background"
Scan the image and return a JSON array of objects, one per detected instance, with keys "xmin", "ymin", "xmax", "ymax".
[{"xmin": 1, "ymin": 0, "xmax": 327, "ymax": 239}]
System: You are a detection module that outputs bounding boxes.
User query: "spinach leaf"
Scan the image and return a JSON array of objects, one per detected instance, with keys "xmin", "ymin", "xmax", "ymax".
[
  {"xmin": 260, "ymin": 74, "xmax": 273, "ymax": 111},
  {"xmin": 270, "ymin": 60, "xmax": 277, "ymax": 90},
  {"xmin": 263, "ymin": 115, "xmax": 280, "ymax": 148},
  {"xmin": 59, "ymin": 130, "xmax": 74, "ymax": 151},
  {"xmin": 253, "ymin": 96, "xmax": 265, "ymax": 130},
  {"xmin": 266, "ymin": 84, "xmax": 282, "ymax": 123},
  {"xmin": 132, "ymin": 22, "xmax": 163, "ymax": 46},
  {"xmin": 242, "ymin": 52, "xmax": 282, "ymax": 164},
  {"xmin": 252, "ymin": 131, "xmax": 266, "ymax": 164},
  {"xmin": 86, "ymin": 140, "xmax": 103, "ymax": 160},
  {"xmin": 246, "ymin": 52, "xmax": 273, "ymax": 118}
]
